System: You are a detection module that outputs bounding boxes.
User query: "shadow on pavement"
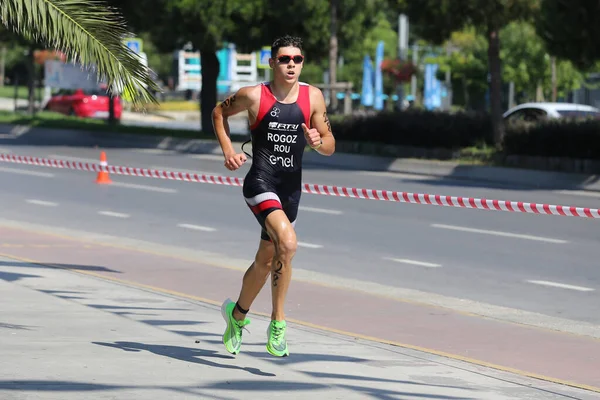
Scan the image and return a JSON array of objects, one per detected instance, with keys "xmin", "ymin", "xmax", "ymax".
[
  {"xmin": 0, "ymin": 322, "xmax": 34, "ymax": 330},
  {"xmin": 0, "ymin": 270, "xmax": 41, "ymax": 282},
  {"xmin": 336, "ymin": 384, "xmax": 476, "ymax": 400},
  {"xmin": 0, "ymin": 260, "xmax": 122, "ymax": 274},
  {"xmin": 304, "ymin": 370, "xmax": 471, "ymax": 391},
  {"xmin": 0, "ymin": 379, "xmax": 325, "ymax": 399},
  {"xmin": 92, "ymin": 341, "xmax": 276, "ymax": 377}
]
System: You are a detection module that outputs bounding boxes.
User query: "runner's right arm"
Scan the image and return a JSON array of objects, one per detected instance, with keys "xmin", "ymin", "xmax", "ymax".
[{"xmin": 212, "ymin": 86, "xmax": 257, "ymax": 171}]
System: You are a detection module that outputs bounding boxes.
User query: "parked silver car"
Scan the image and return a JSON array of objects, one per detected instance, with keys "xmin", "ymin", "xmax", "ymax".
[{"xmin": 503, "ymin": 102, "xmax": 600, "ymax": 123}]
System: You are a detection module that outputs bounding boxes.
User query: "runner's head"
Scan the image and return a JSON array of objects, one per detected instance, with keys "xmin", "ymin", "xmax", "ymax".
[{"xmin": 270, "ymin": 35, "xmax": 304, "ymax": 84}]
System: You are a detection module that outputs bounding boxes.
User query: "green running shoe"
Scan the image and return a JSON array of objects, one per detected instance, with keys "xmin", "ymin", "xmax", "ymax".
[
  {"xmin": 266, "ymin": 319, "xmax": 289, "ymax": 357},
  {"xmin": 221, "ymin": 298, "xmax": 250, "ymax": 355}
]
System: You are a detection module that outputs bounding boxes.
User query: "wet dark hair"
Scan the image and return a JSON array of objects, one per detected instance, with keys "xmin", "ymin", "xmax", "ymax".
[{"xmin": 271, "ymin": 35, "xmax": 303, "ymax": 58}]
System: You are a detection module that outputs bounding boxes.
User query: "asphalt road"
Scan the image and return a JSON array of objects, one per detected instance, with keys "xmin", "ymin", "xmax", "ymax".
[{"xmin": 0, "ymin": 143, "xmax": 599, "ymax": 328}]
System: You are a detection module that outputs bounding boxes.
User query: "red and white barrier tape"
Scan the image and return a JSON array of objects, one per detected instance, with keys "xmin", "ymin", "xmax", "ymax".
[{"xmin": 1, "ymin": 153, "xmax": 599, "ymax": 219}]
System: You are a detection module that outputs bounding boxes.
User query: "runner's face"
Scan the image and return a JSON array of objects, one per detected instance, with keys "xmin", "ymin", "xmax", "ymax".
[{"xmin": 270, "ymin": 46, "xmax": 304, "ymax": 83}]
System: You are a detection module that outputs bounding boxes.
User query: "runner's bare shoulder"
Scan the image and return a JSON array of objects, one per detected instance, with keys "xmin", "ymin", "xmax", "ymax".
[{"xmin": 218, "ymin": 84, "xmax": 261, "ymax": 116}]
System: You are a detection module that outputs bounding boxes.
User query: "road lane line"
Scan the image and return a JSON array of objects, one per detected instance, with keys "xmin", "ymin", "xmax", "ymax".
[
  {"xmin": 431, "ymin": 224, "xmax": 568, "ymax": 244},
  {"xmin": 110, "ymin": 181, "xmax": 177, "ymax": 194},
  {"xmin": 150, "ymin": 166, "xmax": 215, "ymax": 176},
  {"xmin": 98, "ymin": 211, "xmax": 130, "ymax": 219},
  {"xmin": 298, "ymin": 242, "xmax": 323, "ymax": 249},
  {"xmin": 358, "ymin": 171, "xmax": 435, "ymax": 180},
  {"xmin": 527, "ymin": 280, "xmax": 595, "ymax": 292},
  {"xmin": 134, "ymin": 149, "xmax": 174, "ymax": 155},
  {"xmin": 384, "ymin": 257, "xmax": 442, "ymax": 268},
  {"xmin": 299, "ymin": 206, "xmax": 343, "ymax": 215},
  {"xmin": 26, "ymin": 199, "xmax": 58, "ymax": 207},
  {"xmin": 0, "ymin": 167, "xmax": 54, "ymax": 178},
  {"xmin": 188, "ymin": 154, "xmax": 227, "ymax": 162},
  {"xmin": 177, "ymin": 223, "xmax": 216, "ymax": 232}
]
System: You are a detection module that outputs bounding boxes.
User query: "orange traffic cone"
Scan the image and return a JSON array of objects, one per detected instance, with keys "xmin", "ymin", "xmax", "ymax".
[{"xmin": 95, "ymin": 151, "xmax": 112, "ymax": 184}]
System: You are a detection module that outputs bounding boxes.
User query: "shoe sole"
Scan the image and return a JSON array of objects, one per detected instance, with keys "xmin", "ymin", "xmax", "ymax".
[{"xmin": 266, "ymin": 345, "xmax": 289, "ymax": 357}]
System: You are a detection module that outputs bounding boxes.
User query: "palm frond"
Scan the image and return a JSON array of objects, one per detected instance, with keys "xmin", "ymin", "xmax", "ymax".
[{"xmin": 0, "ymin": 0, "xmax": 160, "ymax": 107}]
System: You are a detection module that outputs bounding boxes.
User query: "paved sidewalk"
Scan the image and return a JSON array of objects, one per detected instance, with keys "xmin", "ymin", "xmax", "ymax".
[{"xmin": 0, "ymin": 257, "xmax": 596, "ymax": 400}]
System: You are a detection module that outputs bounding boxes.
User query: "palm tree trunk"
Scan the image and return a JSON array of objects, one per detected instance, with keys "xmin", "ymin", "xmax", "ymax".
[
  {"xmin": 26, "ymin": 43, "xmax": 35, "ymax": 115},
  {"xmin": 0, "ymin": 45, "xmax": 6, "ymax": 87}
]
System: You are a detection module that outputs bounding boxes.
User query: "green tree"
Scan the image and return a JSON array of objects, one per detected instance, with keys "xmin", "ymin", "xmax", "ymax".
[
  {"xmin": 0, "ymin": 0, "xmax": 159, "ymax": 108},
  {"xmin": 396, "ymin": 0, "xmax": 541, "ymax": 148},
  {"xmin": 536, "ymin": 0, "xmax": 600, "ymax": 71},
  {"xmin": 428, "ymin": 21, "xmax": 585, "ymax": 108},
  {"xmin": 500, "ymin": 21, "xmax": 584, "ymax": 102},
  {"xmin": 0, "ymin": 27, "xmax": 27, "ymax": 86}
]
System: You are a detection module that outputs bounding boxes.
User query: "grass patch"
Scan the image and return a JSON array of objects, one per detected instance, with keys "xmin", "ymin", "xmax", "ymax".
[
  {"xmin": 0, "ymin": 85, "xmax": 30, "ymax": 100},
  {"xmin": 139, "ymin": 100, "xmax": 200, "ymax": 112},
  {"xmin": 0, "ymin": 110, "xmax": 213, "ymax": 139}
]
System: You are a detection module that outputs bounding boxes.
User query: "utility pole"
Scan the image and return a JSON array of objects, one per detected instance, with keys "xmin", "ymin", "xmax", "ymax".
[
  {"xmin": 397, "ymin": 14, "xmax": 409, "ymax": 110},
  {"xmin": 551, "ymin": 56, "xmax": 557, "ymax": 102},
  {"xmin": 329, "ymin": 0, "xmax": 338, "ymax": 112}
]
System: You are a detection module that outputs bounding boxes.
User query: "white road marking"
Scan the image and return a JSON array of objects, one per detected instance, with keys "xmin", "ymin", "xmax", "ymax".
[
  {"xmin": 298, "ymin": 242, "xmax": 323, "ymax": 249},
  {"xmin": 177, "ymin": 223, "xmax": 216, "ymax": 232},
  {"xmin": 383, "ymin": 257, "xmax": 442, "ymax": 268},
  {"xmin": 299, "ymin": 206, "xmax": 343, "ymax": 215},
  {"xmin": 358, "ymin": 171, "xmax": 435, "ymax": 180},
  {"xmin": 527, "ymin": 280, "xmax": 595, "ymax": 292},
  {"xmin": 0, "ymin": 167, "xmax": 54, "ymax": 178},
  {"xmin": 26, "ymin": 199, "xmax": 58, "ymax": 207},
  {"xmin": 431, "ymin": 224, "xmax": 568, "ymax": 244},
  {"xmin": 98, "ymin": 211, "xmax": 130, "ymax": 218},
  {"xmin": 48, "ymin": 154, "xmax": 99, "ymax": 163},
  {"xmin": 150, "ymin": 166, "xmax": 215, "ymax": 176},
  {"xmin": 553, "ymin": 189, "xmax": 600, "ymax": 199},
  {"xmin": 189, "ymin": 154, "xmax": 226, "ymax": 162},
  {"xmin": 134, "ymin": 149, "xmax": 174, "ymax": 155},
  {"xmin": 110, "ymin": 181, "xmax": 177, "ymax": 194}
]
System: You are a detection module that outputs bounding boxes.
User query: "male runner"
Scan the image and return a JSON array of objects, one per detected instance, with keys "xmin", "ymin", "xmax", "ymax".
[{"xmin": 211, "ymin": 35, "xmax": 335, "ymax": 357}]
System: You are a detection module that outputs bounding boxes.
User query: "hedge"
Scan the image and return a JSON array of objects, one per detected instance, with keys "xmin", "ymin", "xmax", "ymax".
[
  {"xmin": 330, "ymin": 109, "xmax": 493, "ymax": 149},
  {"xmin": 503, "ymin": 119, "xmax": 600, "ymax": 160},
  {"xmin": 330, "ymin": 110, "xmax": 600, "ymax": 160}
]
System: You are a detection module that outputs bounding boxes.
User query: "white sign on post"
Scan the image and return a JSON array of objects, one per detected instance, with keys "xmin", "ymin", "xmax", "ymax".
[{"xmin": 44, "ymin": 60, "xmax": 99, "ymax": 90}]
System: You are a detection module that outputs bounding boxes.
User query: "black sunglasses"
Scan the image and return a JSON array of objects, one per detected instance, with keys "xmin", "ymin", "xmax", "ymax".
[{"xmin": 277, "ymin": 54, "xmax": 304, "ymax": 64}]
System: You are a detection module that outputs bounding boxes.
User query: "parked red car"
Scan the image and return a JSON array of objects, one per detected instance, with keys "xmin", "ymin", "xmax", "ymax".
[{"xmin": 44, "ymin": 88, "xmax": 122, "ymax": 120}]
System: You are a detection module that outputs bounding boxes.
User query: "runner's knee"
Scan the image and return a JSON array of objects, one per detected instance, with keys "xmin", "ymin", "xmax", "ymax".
[{"xmin": 275, "ymin": 231, "xmax": 297, "ymax": 260}]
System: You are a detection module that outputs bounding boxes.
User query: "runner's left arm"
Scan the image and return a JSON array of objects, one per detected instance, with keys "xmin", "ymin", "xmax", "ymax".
[{"xmin": 309, "ymin": 86, "xmax": 335, "ymax": 156}]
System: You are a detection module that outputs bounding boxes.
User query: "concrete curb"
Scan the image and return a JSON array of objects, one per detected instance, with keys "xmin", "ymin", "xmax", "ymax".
[{"xmin": 0, "ymin": 123, "xmax": 599, "ymax": 192}]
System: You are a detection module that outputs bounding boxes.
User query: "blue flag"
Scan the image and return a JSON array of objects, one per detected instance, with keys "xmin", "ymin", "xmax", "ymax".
[
  {"xmin": 374, "ymin": 41, "xmax": 384, "ymax": 111},
  {"xmin": 361, "ymin": 55, "xmax": 374, "ymax": 107}
]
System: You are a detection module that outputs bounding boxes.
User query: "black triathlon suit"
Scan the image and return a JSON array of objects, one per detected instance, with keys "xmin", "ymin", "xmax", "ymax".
[{"xmin": 242, "ymin": 81, "xmax": 311, "ymax": 241}]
